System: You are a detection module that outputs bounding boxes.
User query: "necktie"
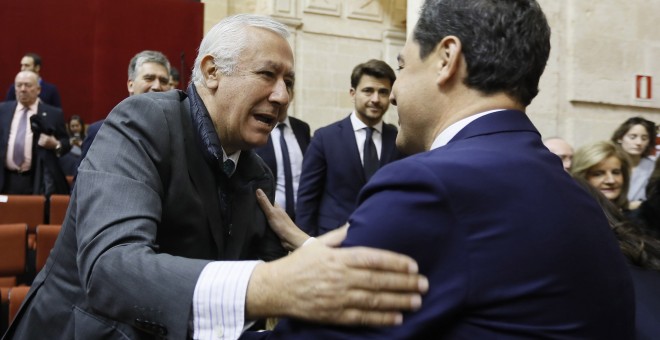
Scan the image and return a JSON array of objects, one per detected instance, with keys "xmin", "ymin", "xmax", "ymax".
[
  {"xmin": 278, "ymin": 124, "xmax": 295, "ymax": 219},
  {"xmin": 223, "ymin": 159, "xmax": 235, "ymax": 177},
  {"xmin": 363, "ymin": 127, "xmax": 379, "ymax": 180},
  {"xmin": 13, "ymin": 107, "xmax": 29, "ymax": 167}
]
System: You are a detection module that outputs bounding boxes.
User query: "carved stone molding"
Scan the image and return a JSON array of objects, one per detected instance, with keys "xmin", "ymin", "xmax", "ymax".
[
  {"xmin": 303, "ymin": 0, "xmax": 341, "ymax": 17},
  {"xmin": 348, "ymin": 0, "xmax": 383, "ymax": 22}
]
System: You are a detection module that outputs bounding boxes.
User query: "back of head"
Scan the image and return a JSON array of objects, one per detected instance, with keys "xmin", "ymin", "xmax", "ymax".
[
  {"xmin": 611, "ymin": 116, "xmax": 657, "ymax": 158},
  {"xmin": 191, "ymin": 14, "xmax": 290, "ymax": 85},
  {"xmin": 572, "ymin": 141, "xmax": 631, "ymax": 209},
  {"xmin": 128, "ymin": 50, "xmax": 171, "ymax": 81},
  {"xmin": 413, "ymin": 0, "xmax": 550, "ymax": 106},
  {"xmin": 350, "ymin": 59, "xmax": 396, "ymax": 88}
]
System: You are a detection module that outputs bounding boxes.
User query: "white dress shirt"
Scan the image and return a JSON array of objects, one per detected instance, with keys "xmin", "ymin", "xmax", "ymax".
[
  {"xmin": 430, "ymin": 109, "xmax": 503, "ymax": 150},
  {"xmin": 350, "ymin": 112, "xmax": 384, "ymax": 163},
  {"xmin": 5, "ymin": 100, "xmax": 38, "ymax": 171}
]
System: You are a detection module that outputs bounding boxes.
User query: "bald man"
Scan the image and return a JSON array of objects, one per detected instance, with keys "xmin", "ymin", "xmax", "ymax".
[{"xmin": 544, "ymin": 137, "xmax": 574, "ymax": 171}]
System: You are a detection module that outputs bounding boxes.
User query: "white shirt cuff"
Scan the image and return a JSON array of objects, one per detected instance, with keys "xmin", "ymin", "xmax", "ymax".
[{"xmin": 192, "ymin": 261, "xmax": 261, "ymax": 340}]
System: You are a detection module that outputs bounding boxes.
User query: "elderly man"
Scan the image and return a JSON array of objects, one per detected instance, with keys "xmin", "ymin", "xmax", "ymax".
[
  {"xmin": 543, "ymin": 136, "xmax": 574, "ymax": 171},
  {"xmin": 0, "ymin": 70, "xmax": 70, "ymax": 195},
  {"xmin": 4, "ymin": 15, "xmax": 426, "ymax": 340},
  {"xmin": 5, "ymin": 53, "xmax": 62, "ymax": 108}
]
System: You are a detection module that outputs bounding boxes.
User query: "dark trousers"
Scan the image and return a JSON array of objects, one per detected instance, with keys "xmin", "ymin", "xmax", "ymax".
[{"xmin": 2, "ymin": 168, "xmax": 34, "ymax": 194}]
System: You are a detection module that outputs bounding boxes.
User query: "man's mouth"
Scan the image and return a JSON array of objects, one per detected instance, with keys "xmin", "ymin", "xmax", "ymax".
[{"xmin": 254, "ymin": 114, "xmax": 275, "ymax": 126}]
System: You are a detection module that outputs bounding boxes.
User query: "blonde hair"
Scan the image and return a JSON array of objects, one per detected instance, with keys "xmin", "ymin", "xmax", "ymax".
[{"xmin": 571, "ymin": 141, "xmax": 631, "ymax": 210}]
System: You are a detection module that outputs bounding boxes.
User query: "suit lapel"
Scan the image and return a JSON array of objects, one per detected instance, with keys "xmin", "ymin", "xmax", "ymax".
[
  {"xmin": 180, "ymin": 100, "xmax": 226, "ymax": 253},
  {"xmin": 0, "ymin": 103, "xmax": 18, "ymax": 157},
  {"xmin": 339, "ymin": 115, "xmax": 366, "ymax": 182},
  {"xmin": 380, "ymin": 124, "xmax": 397, "ymax": 165}
]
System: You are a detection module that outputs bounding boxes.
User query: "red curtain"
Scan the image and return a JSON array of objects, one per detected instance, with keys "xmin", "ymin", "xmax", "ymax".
[{"xmin": 0, "ymin": 0, "xmax": 203, "ymax": 124}]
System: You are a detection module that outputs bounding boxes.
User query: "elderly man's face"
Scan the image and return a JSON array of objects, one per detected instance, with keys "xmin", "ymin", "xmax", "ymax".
[
  {"xmin": 207, "ymin": 27, "xmax": 294, "ymax": 154},
  {"xmin": 15, "ymin": 72, "xmax": 41, "ymax": 106}
]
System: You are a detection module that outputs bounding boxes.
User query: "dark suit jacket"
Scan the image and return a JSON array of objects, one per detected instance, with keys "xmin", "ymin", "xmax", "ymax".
[
  {"xmin": 295, "ymin": 115, "xmax": 398, "ymax": 236},
  {"xmin": 253, "ymin": 110, "xmax": 634, "ymax": 339},
  {"xmin": 0, "ymin": 100, "xmax": 70, "ymax": 194},
  {"xmin": 5, "ymin": 90, "xmax": 287, "ymax": 339},
  {"xmin": 6, "ymin": 80, "xmax": 62, "ymax": 108},
  {"xmin": 628, "ymin": 265, "xmax": 660, "ymax": 339}
]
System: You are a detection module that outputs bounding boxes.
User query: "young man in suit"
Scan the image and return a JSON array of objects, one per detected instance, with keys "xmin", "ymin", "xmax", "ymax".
[
  {"xmin": 4, "ymin": 15, "xmax": 427, "ymax": 340},
  {"xmin": 5, "ymin": 53, "xmax": 62, "ymax": 108},
  {"xmin": 255, "ymin": 110, "xmax": 311, "ymax": 221},
  {"xmin": 254, "ymin": 0, "xmax": 635, "ymax": 338},
  {"xmin": 296, "ymin": 59, "xmax": 399, "ymax": 236},
  {"xmin": 0, "ymin": 70, "xmax": 70, "ymax": 195}
]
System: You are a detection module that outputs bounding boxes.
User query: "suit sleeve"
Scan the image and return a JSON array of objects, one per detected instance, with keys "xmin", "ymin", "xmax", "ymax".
[
  {"xmin": 52, "ymin": 108, "xmax": 71, "ymax": 155},
  {"xmin": 75, "ymin": 96, "xmax": 209, "ymax": 340},
  {"xmin": 295, "ymin": 131, "xmax": 327, "ymax": 236}
]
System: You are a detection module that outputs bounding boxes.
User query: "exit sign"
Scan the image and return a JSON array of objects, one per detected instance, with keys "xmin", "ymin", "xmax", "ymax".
[{"xmin": 636, "ymin": 75, "xmax": 653, "ymax": 100}]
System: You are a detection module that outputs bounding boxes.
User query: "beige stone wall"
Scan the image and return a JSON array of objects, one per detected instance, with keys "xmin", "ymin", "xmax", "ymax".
[{"xmin": 202, "ymin": 0, "xmax": 660, "ymax": 150}]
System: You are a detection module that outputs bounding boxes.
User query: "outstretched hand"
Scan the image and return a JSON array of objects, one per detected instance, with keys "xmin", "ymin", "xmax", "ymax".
[
  {"xmin": 256, "ymin": 189, "xmax": 310, "ymax": 251},
  {"xmin": 246, "ymin": 242, "xmax": 428, "ymax": 326}
]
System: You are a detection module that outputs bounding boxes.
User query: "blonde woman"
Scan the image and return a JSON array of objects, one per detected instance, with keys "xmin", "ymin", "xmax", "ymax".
[{"xmin": 572, "ymin": 141, "xmax": 635, "ymax": 210}]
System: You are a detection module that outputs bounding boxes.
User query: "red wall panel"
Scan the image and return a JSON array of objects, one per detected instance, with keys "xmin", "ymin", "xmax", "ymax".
[{"xmin": 0, "ymin": 0, "xmax": 203, "ymax": 124}]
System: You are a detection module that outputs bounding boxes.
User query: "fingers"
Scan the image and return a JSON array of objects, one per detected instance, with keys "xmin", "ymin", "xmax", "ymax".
[
  {"xmin": 317, "ymin": 224, "xmax": 348, "ymax": 247},
  {"xmin": 338, "ymin": 246, "xmax": 421, "ymax": 275},
  {"xmin": 256, "ymin": 189, "xmax": 310, "ymax": 250}
]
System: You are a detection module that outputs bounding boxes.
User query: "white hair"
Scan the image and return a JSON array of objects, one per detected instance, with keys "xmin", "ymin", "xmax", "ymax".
[{"xmin": 191, "ymin": 14, "xmax": 290, "ymax": 85}]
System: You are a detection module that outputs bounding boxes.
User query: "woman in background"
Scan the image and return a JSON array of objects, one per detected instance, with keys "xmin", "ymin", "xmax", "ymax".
[
  {"xmin": 572, "ymin": 141, "xmax": 634, "ymax": 211},
  {"xmin": 611, "ymin": 117, "xmax": 656, "ymax": 204},
  {"xmin": 58, "ymin": 115, "xmax": 85, "ymax": 177}
]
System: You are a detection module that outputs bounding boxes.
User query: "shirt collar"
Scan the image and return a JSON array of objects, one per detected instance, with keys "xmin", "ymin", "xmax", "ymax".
[
  {"xmin": 350, "ymin": 111, "xmax": 383, "ymax": 134},
  {"xmin": 430, "ymin": 109, "xmax": 504, "ymax": 150}
]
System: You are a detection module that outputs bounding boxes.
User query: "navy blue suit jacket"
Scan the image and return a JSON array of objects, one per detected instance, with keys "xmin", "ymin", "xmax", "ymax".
[
  {"xmin": 252, "ymin": 110, "xmax": 634, "ymax": 339},
  {"xmin": 0, "ymin": 100, "xmax": 70, "ymax": 194},
  {"xmin": 295, "ymin": 115, "xmax": 399, "ymax": 236},
  {"xmin": 6, "ymin": 80, "xmax": 62, "ymax": 108},
  {"xmin": 254, "ymin": 116, "xmax": 311, "ymax": 181}
]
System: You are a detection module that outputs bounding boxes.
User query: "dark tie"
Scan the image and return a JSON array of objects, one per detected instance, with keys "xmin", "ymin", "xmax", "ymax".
[
  {"xmin": 363, "ymin": 127, "xmax": 379, "ymax": 180},
  {"xmin": 13, "ymin": 107, "xmax": 29, "ymax": 167},
  {"xmin": 278, "ymin": 123, "xmax": 295, "ymax": 219},
  {"xmin": 223, "ymin": 159, "xmax": 235, "ymax": 177}
]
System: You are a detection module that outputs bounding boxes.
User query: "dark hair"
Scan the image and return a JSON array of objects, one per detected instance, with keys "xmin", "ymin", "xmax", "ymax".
[
  {"xmin": 611, "ymin": 117, "xmax": 656, "ymax": 158},
  {"xmin": 350, "ymin": 59, "xmax": 396, "ymax": 89},
  {"xmin": 68, "ymin": 115, "xmax": 86, "ymax": 139},
  {"xmin": 413, "ymin": 0, "xmax": 550, "ymax": 106},
  {"xmin": 573, "ymin": 176, "xmax": 660, "ymax": 271},
  {"xmin": 24, "ymin": 52, "xmax": 42, "ymax": 67}
]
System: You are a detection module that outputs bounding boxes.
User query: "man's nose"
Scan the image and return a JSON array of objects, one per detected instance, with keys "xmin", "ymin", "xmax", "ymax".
[{"xmin": 269, "ymin": 79, "xmax": 290, "ymax": 106}]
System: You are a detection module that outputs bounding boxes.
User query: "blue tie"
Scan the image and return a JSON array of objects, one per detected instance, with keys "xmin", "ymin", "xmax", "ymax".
[
  {"xmin": 278, "ymin": 123, "xmax": 295, "ymax": 219},
  {"xmin": 363, "ymin": 127, "xmax": 379, "ymax": 180},
  {"xmin": 13, "ymin": 107, "xmax": 29, "ymax": 167},
  {"xmin": 223, "ymin": 159, "xmax": 235, "ymax": 177}
]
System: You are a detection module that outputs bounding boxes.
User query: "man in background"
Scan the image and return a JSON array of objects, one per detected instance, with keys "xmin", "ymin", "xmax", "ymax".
[
  {"xmin": 296, "ymin": 59, "xmax": 399, "ymax": 236},
  {"xmin": 255, "ymin": 108, "xmax": 311, "ymax": 221},
  {"xmin": 544, "ymin": 136, "xmax": 574, "ymax": 171},
  {"xmin": 0, "ymin": 70, "xmax": 70, "ymax": 195},
  {"xmin": 5, "ymin": 53, "xmax": 62, "ymax": 108},
  {"xmin": 80, "ymin": 50, "xmax": 171, "ymax": 161}
]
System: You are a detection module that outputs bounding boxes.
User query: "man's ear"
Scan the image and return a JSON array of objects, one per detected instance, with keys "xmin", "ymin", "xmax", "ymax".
[
  {"xmin": 434, "ymin": 36, "xmax": 462, "ymax": 87},
  {"xmin": 349, "ymin": 87, "xmax": 356, "ymax": 102},
  {"xmin": 126, "ymin": 80, "xmax": 134, "ymax": 95},
  {"xmin": 200, "ymin": 55, "xmax": 220, "ymax": 89}
]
